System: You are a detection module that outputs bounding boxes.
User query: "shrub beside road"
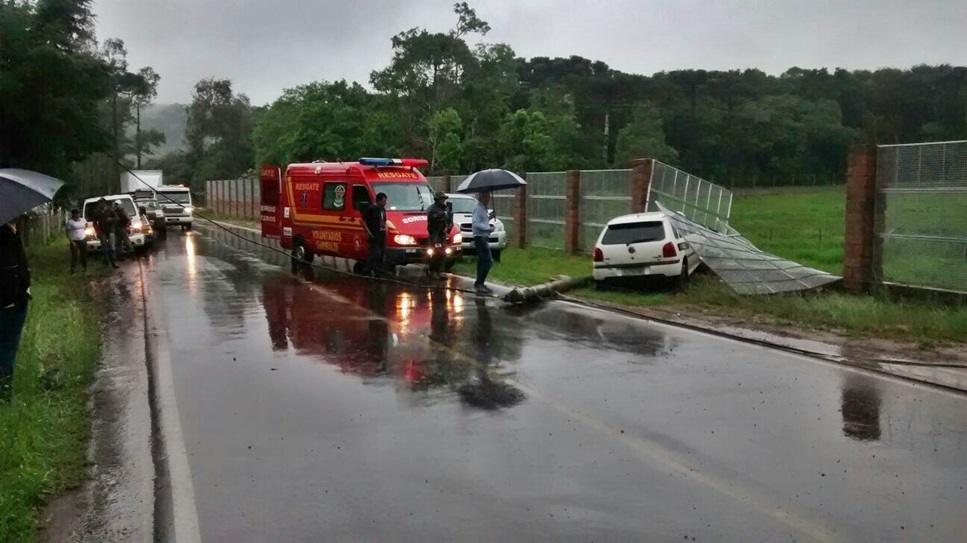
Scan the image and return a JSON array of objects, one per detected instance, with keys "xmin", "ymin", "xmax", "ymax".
[{"xmin": 0, "ymin": 239, "xmax": 106, "ymax": 540}]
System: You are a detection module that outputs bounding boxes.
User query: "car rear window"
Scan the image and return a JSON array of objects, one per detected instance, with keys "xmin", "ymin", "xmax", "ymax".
[{"xmin": 601, "ymin": 221, "xmax": 666, "ymax": 245}]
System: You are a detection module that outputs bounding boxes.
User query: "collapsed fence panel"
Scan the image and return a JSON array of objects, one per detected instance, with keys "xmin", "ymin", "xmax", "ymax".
[
  {"xmin": 649, "ymin": 161, "xmax": 733, "ymax": 233},
  {"xmin": 875, "ymin": 141, "xmax": 967, "ymax": 293},
  {"xmin": 657, "ymin": 202, "xmax": 841, "ymax": 294}
]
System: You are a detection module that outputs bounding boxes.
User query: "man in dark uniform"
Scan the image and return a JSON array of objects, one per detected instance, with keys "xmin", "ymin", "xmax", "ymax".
[
  {"xmin": 0, "ymin": 220, "xmax": 30, "ymax": 400},
  {"xmin": 426, "ymin": 191, "xmax": 451, "ymax": 278},
  {"xmin": 93, "ymin": 199, "xmax": 119, "ymax": 268},
  {"xmin": 361, "ymin": 192, "xmax": 387, "ymax": 276}
]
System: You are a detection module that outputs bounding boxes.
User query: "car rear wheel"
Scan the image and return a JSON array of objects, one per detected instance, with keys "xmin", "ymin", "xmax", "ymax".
[{"xmin": 492, "ymin": 249, "xmax": 501, "ymax": 263}]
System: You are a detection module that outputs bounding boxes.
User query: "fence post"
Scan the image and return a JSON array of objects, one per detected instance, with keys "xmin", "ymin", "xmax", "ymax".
[
  {"xmin": 443, "ymin": 174, "xmax": 452, "ymax": 193},
  {"xmin": 564, "ymin": 170, "xmax": 581, "ymax": 254},
  {"xmin": 250, "ymin": 178, "xmax": 257, "ymax": 219},
  {"xmin": 843, "ymin": 144, "xmax": 878, "ymax": 292},
  {"xmin": 630, "ymin": 158, "xmax": 653, "ymax": 213},
  {"xmin": 513, "ymin": 174, "xmax": 527, "ymax": 249}
]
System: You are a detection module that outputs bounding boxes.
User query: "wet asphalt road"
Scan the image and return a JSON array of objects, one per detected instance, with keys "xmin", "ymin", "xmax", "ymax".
[{"xmin": 140, "ymin": 229, "xmax": 967, "ymax": 542}]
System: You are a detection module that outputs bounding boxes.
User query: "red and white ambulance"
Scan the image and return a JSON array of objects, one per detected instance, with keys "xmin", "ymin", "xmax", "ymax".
[{"xmin": 260, "ymin": 158, "xmax": 462, "ymax": 273}]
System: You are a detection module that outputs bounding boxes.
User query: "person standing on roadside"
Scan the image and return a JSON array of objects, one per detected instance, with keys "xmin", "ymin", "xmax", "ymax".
[
  {"xmin": 0, "ymin": 220, "xmax": 31, "ymax": 400},
  {"xmin": 65, "ymin": 208, "xmax": 88, "ymax": 274},
  {"xmin": 361, "ymin": 192, "xmax": 388, "ymax": 277},
  {"xmin": 94, "ymin": 199, "xmax": 119, "ymax": 269},
  {"xmin": 426, "ymin": 191, "xmax": 451, "ymax": 278},
  {"xmin": 113, "ymin": 201, "xmax": 132, "ymax": 258},
  {"xmin": 472, "ymin": 191, "xmax": 495, "ymax": 294}
]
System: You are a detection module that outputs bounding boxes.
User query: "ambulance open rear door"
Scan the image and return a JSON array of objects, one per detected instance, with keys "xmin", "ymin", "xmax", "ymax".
[{"xmin": 260, "ymin": 166, "xmax": 283, "ymax": 239}]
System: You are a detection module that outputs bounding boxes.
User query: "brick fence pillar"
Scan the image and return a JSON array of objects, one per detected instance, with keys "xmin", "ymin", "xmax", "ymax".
[
  {"xmin": 513, "ymin": 178, "xmax": 527, "ymax": 249},
  {"xmin": 843, "ymin": 144, "xmax": 878, "ymax": 292},
  {"xmin": 564, "ymin": 170, "xmax": 581, "ymax": 254},
  {"xmin": 630, "ymin": 158, "xmax": 654, "ymax": 213}
]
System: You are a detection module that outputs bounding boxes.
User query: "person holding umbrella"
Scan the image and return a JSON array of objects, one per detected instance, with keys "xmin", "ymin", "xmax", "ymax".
[
  {"xmin": 455, "ymin": 169, "xmax": 528, "ymax": 294},
  {"xmin": 471, "ymin": 191, "xmax": 495, "ymax": 293},
  {"xmin": 0, "ymin": 168, "xmax": 63, "ymax": 400},
  {"xmin": 0, "ymin": 219, "xmax": 30, "ymax": 400}
]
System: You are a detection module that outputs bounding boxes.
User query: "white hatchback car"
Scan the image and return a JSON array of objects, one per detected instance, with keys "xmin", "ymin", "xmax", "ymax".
[{"xmin": 592, "ymin": 212, "xmax": 701, "ymax": 285}]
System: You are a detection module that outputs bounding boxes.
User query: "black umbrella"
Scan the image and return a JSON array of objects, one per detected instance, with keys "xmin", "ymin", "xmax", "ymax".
[
  {"xmin": 455, "ymin": 169, "xmax": 527, "ymax": 194},
  {"xmin": 0, "ymin": 169, "xmax": 64, "ymax": 224}
]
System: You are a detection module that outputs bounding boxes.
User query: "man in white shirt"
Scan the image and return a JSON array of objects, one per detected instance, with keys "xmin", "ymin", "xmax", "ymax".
[
  {"xmin": 66, "ymin": 208, "xmax": 88, "ymax": 274},
  {"xmin": 471, "ymin": 192, "xmax": 495, "ymax": 293}
]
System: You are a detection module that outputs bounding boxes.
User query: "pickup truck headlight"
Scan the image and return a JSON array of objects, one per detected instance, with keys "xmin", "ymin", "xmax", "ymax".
[{"xmin": 452, "ymin": 233, "xmax": 463, "ymax": 244}]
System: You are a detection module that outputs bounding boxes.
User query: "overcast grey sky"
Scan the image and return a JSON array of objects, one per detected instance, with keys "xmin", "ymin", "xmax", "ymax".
[{"xmin": 93, "ymin": 0, "xmax": 966, "ymax": 106}]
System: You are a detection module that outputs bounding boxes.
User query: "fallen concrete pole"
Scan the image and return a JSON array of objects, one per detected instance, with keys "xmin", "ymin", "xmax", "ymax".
[{"xmin": 502, "ymin": 275, "xmax": 591, "ymax": 305}]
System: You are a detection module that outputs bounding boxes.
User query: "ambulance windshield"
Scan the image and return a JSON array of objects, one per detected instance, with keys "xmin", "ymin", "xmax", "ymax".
[{"xmin": 372, "ymin": 182, "xmax": 434, "ymax": 211}]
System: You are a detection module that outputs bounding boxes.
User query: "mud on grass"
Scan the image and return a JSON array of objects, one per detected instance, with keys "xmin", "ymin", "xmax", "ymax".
[{"xmin": 0, "ymin": 239, "xmax": 108, "ymax": 541}]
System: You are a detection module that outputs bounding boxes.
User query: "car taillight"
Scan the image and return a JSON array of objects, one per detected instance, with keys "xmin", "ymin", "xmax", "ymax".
[
  {"xmin": 662, "ymin": 241, "xmax": 677, "ymax": 258},
  {"xmin": 593, "ymin": 247, "xmax": 604, "ymax": 262}
]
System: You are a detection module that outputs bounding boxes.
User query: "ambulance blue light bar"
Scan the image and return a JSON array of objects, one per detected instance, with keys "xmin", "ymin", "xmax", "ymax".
[{"xmin": 358, "ymin": 157, "xmax": 428, "ymax": 168}]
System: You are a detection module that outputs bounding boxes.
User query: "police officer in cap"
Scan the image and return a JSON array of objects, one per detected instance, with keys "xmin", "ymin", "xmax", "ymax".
[{"xmin": 426, "ymin": 190, "xmax": 451, "ymax": 278}]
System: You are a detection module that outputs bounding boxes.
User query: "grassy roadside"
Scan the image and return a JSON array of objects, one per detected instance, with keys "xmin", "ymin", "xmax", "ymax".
[
  {"xmin": 462, "ymin": 246, "xmax": 967, "ymax": 346},
  {"xmin": 453, "ymin": 186, "xmax": 967, "ymax": 346},
  {"xmin": 0, "ymin": 238, "xmax": 107, "ymax": 541}
]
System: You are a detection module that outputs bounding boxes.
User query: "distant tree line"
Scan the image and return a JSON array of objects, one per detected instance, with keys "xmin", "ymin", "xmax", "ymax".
[
  {"xmin": 5, "ymin": 2, "xmax": 966, "ymax": 197},
  {"xmin": 0, "ymin": 0, "xmax": 166, "ymax": 201},
  {"xmin": 239, "ymin": 3, "xmax": 967, "ymax": 186}
]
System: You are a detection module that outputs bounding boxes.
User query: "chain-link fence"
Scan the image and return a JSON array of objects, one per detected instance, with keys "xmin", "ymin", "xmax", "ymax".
[
  {"xmin": 425, "ymin": 176, "xmax": 446, "ymax": 193},
  {"xmin": 648, "ymin": 161, "xmax": 734, "ymax": 233},
  {"xmin": 875, "ymin": 141, "xmax": 967, "ymax": 293},
  {"xmin": 579, "ymin": 169, "xmax": 632, "ymax": 252},
  {"xmin": 207, "ymin": 178, "xmax": 260, "ymax": 219},
  {"xmin": 524, "ymin": 171, "xmax": 567, "ymax": 249}
]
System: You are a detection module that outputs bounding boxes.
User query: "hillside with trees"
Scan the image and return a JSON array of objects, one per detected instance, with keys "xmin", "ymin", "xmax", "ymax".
[{"xmin": 240, "ymin": 3, "xmax": 967, "ymax": 188}]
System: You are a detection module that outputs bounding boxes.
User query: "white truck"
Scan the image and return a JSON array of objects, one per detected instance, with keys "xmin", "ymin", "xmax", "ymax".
[
  {"xmin": 121, "ymin": 170, "xmax": 163, "ymax": 193},
  {"xmin": 120, "ymin": 170, "xmax": 194, "ymax": 231}
]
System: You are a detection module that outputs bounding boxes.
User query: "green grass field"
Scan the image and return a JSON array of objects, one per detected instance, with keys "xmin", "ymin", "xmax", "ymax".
[
  {"xmin": 728, "ymin": 186, "xmax": 845, "ymax": 273},
  {"xmin": 0, "ymin": 239, "xmax": 106, "ymax": 540}
]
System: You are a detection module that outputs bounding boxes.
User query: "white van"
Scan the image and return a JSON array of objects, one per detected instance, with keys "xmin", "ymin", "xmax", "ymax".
[{"xmin": 81, "ymin": 194, "xmax": 148, "ymax": 252}]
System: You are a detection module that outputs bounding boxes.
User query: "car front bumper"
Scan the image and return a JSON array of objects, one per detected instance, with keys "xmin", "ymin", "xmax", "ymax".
[
  {"xmin": 460, "ymin": 230, "xmax": 507, "ymax": 252},
  {"xmin": 165, "ymin": 215, "xmax": 193, "ymax": 225},
  {"xmin": 86, "ymin": 233, "xmax": 147, "ymax": 251}
]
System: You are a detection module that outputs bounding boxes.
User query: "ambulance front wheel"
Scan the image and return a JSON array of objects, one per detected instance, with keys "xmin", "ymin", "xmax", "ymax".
[{"xmin": 291, "ymin": 240, "xmax": 313, "ymax": 271}]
